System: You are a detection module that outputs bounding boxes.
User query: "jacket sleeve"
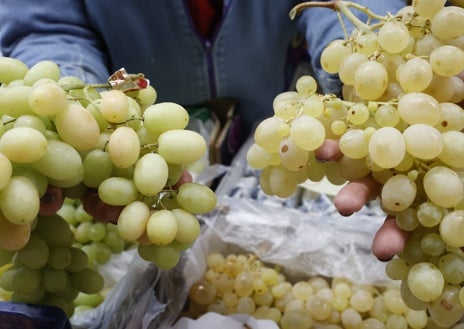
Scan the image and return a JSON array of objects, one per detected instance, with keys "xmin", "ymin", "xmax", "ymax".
[
  {"xmin": 298, "ymin": 0, "xmax": 407, "ymax": 95},
  {"xmin": 0, "ymin": 0, "xmax": 110, "ymax": 83}
]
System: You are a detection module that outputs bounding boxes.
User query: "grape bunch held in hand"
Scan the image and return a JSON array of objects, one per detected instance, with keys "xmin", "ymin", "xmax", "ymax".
[
  {"xmin": 0, "ymin": 57, "xmax": 217, "ymax": 315},
  {"xmin": 247, "ymin": 1, "xmax": 464, "ymax": 327}
]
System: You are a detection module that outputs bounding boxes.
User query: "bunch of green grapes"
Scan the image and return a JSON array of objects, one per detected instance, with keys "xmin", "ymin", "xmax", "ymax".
[
  {"xmin": 187, "ymin": 252, "xmax": 434, "ymax": 329},
  {"xmin": 57, "ymin": 198, "xmax": 130, "ymax": 267},
  {"xmin": 0, "ymin": 56, "xmax": 217, "ymax": 313},
  {"xmin": 247, "ymin": 1, "xmax": 464, "ymax": 326},
  {"xmin": 0, "ymin": 214, "xmax": 103, "ymax": 318}
]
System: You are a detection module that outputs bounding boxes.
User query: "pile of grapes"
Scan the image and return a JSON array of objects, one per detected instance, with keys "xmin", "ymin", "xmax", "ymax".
[
  {"xmin": 247, "ymin": 0, "xmax": 464, "ymax": 327},
  {"xmin": 187, "ymin": 252, "xmax": 433, "ymax": 329},
  {"xmin": 0, "ymin": 57, "xmax": 217, "ymax": 316}
]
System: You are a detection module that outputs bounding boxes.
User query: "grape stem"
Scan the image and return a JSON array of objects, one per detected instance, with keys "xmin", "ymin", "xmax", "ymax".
[
  {"xmin": 60, "ymin": 83, "xmax": 112, "ymax": 92},
  {"xmin": 289, "ymin": 1, "xmax": 388, "ymax": 35}
]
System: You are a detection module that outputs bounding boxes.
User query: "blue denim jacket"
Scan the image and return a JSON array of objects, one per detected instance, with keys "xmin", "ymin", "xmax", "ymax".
[{"xmin": 0, "ymin": 0, "xmax": 404, "ymax": 137}]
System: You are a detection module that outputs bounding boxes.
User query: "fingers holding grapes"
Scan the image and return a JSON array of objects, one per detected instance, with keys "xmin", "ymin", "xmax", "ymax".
[
  {"xmin": 315, "ymin": 140, "xmax": 410, "ymax": 261},
  {"xmin": 371, "ymin": 216, "xmax": 411, "ymax": 262}
]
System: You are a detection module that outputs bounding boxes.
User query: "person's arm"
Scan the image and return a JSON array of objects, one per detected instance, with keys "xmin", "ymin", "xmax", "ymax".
[
  {"xmin": 297, "ymin": 0, "xmax": 407, "ymax": 95},
  {"xmin": 0, "ymin": 0, "xmax": 109, "ymax": 83}
]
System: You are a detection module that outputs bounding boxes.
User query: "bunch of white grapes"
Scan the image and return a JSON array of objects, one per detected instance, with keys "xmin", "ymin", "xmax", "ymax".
[
  {"xmin": 186, "ymin": 252, "xmax": 441, "ymax": 329},
  {"xmin": 247, "ymin": 0, "xmax": 464, "ymax": 327},
  {"xmin": 0, "ymin": 56, "xmax": 217, "ymax": 314}
]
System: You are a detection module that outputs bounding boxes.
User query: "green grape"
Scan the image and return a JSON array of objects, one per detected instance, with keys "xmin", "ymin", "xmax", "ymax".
[
  {"xmin": 172, "ymin": 208, "xmax": 201, "ymax": 244},
  {"xmin": 133, "ymin": 153, "xmax": 168, "ymax": 196},
  {"xmin": 10, "ymin": 287, "xmax": 45, "ymax": 304},
  {"xmin": 423, "ymin": 166, "xmax": 463, "ymax": 208},
  {"xmin": 381, "ymin": 174, "xmax": 416, "ymax": 212},
  {"xmin": 73, "ymin": 291, "xmax": 104, "ymax": 308},
  {"xmin": 88, "ymin": 222, "xmax": 106, "ymax": 242},
  {"xmin": 31, "ymin": 139, "xmax": 84, "ymax": 181},
  {"xmin": 0, "ymin": 211, "xmax": 31, "ymax": 251},
  {"xmin": 320, "ymin": 39, "xmax": 351, "ymax": 74},
  {"xmin": 98, "ymin": 177, "xmax": 138, "ymax": 206},
  {"xmin": 143, "ymin": 102, "xmax": 189, "ymax": 136},
  {"xmin": 54, "ymin": 102, "xmax": 101, "ymax": 151},
  {"xmin": 280, "ymin": 308, "xmax": 313, "ymax": 329},
  {"xmin": 246, "ymin": 143, "xmax": 274, "ymax": 170},
  {"xmin": 73, "ymin": 221, "xmax": 92, "ymax": 244},
  {"xmin": 0, "ymin": 57, "xmax": 28, "ymax": 84},
  {"xmin": 0, "ymin": 176, "xmax": 40, "ymax": 225},
  {"xmin": 0, "ymin": 153, "xmax": 12, "ymax": 191},
  {"xmin": 82, "ymin": 149, "xmax": 114, "ymax": 188},
  {"xmin": 41, "ymin": 266, "xmax": 71, "ymax": 294},
  {"xmin": 353, "ymin": 60, "xmax": 388, "ymax": 100},
  {"xmin": 70, "ymin": 267, "xmax": 104, "ymax": 294},
  {"xmin": 438, "ymin": 131, "xmax": 464, "ymax": 168},
  {"xmin": 428, "ymin": 284, "xmax": 464, "ymax": 327},
  {"xmin": 0, "ymin": 126, "xmax": 48, "ymax": 163},
  {"xmin": 17, "ymin": 233, "xmax": 49, "ymax": 269},
  {"xmin": 65, "ymin": 247, "xmax": 88, "ymax": 272},
  {"xmin": 289, "ymin": 115, "xmax": 325, "ymax": 151},
  {"xmin": 412, "ymin": 0, "xmax": 446, "ymax": 18},
  {"xmin": 56, "ymin": 203, "xmax": 77, "ymax": 226},
  {"xmin": 253, "ymin": 116, "xmax": 290, "ymax": 153},
  {"xmin": 86, "ymin": 103, "xmax": 110, "ymax": 131},
  {"xmin": 438, "ymin": 253, "xmax": 464, "ymax": 285},
  {"xmin": 33, "ymin": 215, "xmax": 74, "ymax": 247},
  {"xmin": 0, "ymin": 85, "xmax": 34, "ymax": 117},
  {"xmin": 11, "ymin": 266, "xmax": 42, "ymax": 294},
  {"xmin": 368, "ymin": 127, "xmax": 406, "ymax": 169},
  {"xmin": 92, "ymin": 242, "xmax": 112, "ymax": 264},
  {"xmin": 157, "ymin": 129, "xmax": 207, "ymax": 165},
  {"xmin": 279, "ymin": 137, "xmax": 309, "ymax": 172},
  {"xmin": 117, "ymin": 200, "xmax": 150, "ymax": 241},
  {"xmin": 14, "ymin": 114, "xmax": 47, "ymax": 133},
  {"xmin": 378, "ymin": 20, "xmax": 410, "ymax": 54},
  {"xmin": 430, "ymin": 6, "xmax": 464, "ymax": 40},
  {"xmin": 176, "ymin": 183, "xmax": 217, "ymax": 214},
  {"xmin": 137, "ymin": 243, "xmax": 181, "ymax": 269},
  {"xmin": 407, "ymin": 262, "xmax": 444, "ymax": 302},
  {"xmin": 99, "ymin": 89, "xmax": 129, "ymax": 123},
  {"xmin": 74, "ymin": 203, "xmax": 94, "ymax": 223},
  {"xmin": 28, "ymin": 82, "xmax": 68, "ymax": 116},
  {"xmin": 188, "ymin": 278, "xmax": 217, "ymax": 305},
  {"xmin": 338, "ymin": 52, "xmax": 368, "ymax": 86},
  {"xmin": 397, "ymin": 92, "xmax": 441, "ymax": 126},
  {"xmin": 146, "ymin": 209, "xmax": 178, "ymax": 246},
  {"xmin": 107, "ymin": 126, "xmax": 140, "ymax": 168},
  {"xmin": 47, "ymin": 246, "xmax": 72, "ymax": 270},
  {"xmin": 273, "ymin": 91, "xmax": 301, "ymax": 121},
  {"xmin": 23, "ymin": 60, "xmax": 60, "ymax": 86},
  {"xmin": 136, "ymin": 84, "xmax": 157, "ymax": 108}
]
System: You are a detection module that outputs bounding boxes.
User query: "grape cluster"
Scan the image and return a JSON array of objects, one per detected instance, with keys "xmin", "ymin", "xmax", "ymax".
[
  {"xmin": 0, "ymin": 57, "xmax": 217, "ymax": 314},
  {"xmin": 187, "ymin": 252, "xmax": 435, "ymax": 329},
  {"xmin": 247, "ymin": 0, "xmax": 464, "ymax": 326},
  {"xmin": 0, "ymin": 214, "xmax": 103, "ymax": 317},
  {"xmin": 57, "ymin": 198, "xmax": 130, "ymax": 267}
]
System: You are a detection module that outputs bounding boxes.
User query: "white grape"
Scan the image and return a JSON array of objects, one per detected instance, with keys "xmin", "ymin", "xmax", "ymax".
[
  {"xmin": 402, "ymin": 124, "xmax": 443, "ymax": 160},
  {"xmin": 378, "ymin": 20, "xmax": 410, "ymax": 54},
  {"xmin": 354, "ymin": 61, "xmax": 388, "ymax": 100},
  {"xmin": 381, "ymin": 174, "xmax": 417, "ymax": 212},
  {"xmin": 423, "ymin": 166, "xmax": 463, "ymax": 208},
  {"xmin": 397, "ymin": 92, "xmax": 441, "ymax": 126},
  {"xmin": 368, "ymin": 127, "xmax": 406, "ymax": 169}
]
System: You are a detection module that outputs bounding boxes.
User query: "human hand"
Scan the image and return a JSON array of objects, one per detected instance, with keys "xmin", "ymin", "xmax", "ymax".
[{"xmin": 315, "ymin": 139, "xmax": 411, "ymax": 261}]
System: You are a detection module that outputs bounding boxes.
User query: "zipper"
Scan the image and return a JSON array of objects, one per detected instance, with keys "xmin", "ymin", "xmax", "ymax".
[{"xmin": 182, "ymin": 0, "xmax": 232, "ymax": 100}]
